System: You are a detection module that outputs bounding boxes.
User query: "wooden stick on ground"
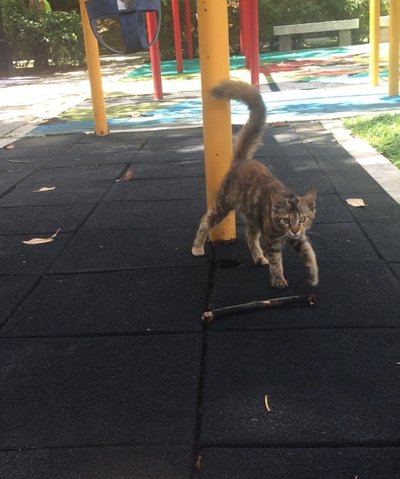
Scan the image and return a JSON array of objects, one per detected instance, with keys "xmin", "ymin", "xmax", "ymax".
[{"xmin": 202, "ymin": 293, "xmax": 317, "ymax": 323}]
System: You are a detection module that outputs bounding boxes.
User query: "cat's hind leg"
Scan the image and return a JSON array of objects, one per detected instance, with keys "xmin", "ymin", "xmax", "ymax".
[
  {"xmin": 245, "ymin": 225, "xmax": 269, "ymax": 266},
  {"xmin": 192, "ymin": 203, "xmax": 232, "ymax": 256}
]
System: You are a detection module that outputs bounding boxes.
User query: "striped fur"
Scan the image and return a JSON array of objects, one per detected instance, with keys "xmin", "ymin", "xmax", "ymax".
[{"xmin": 192, "ymin": 80, "xmax": 319, "ymax": 288}]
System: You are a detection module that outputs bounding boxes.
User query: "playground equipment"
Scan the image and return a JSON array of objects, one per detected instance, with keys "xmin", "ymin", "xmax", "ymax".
[
  {"xmin": 85, "ymin": 0, "xmax": 161, "ymax": 54},
  {"xmin": 197, "ymin": 0, "xmax": 235, "ymax": 242},
  {"xmin": 369, "ymin": 0, "xmax": 400, "ymax": 95},
  {"xmin": 79, "ymin": 0, "xmax": 162, "ymax": 134}
]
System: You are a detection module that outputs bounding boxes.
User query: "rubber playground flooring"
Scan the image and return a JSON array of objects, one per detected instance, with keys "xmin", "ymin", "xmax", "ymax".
[{"xmin": 34, "ymin": 43, "xmax": 400, "ymax": 135}]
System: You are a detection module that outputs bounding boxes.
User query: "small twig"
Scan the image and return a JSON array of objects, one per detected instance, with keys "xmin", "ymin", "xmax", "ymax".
[{"xmin": 202, "ymin": 293, "xmax": 317, "ymax": 323}]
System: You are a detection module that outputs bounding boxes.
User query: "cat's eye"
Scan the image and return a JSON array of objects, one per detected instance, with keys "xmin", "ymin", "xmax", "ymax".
[
  {"xmin": 299, "ymin": 216, "xmax": 307, "ymax": 223},
  {"xmin": 281, "ymin": 218, "xmax": 290, "ymax": 225}
]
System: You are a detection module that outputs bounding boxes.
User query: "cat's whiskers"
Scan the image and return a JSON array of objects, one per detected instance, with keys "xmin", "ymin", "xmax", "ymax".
[
  {"xmin": 306, "ymin": 231, "xmax": 323, "ymax": 239},
  {"xmin": 304, "ymin": 233, "xmax": 318, "ymax": 248}
]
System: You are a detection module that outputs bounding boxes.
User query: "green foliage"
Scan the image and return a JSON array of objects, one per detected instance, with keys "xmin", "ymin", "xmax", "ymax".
[
  {"xmin": 343, "ymin": 113, "xmax": 400, "ymax": 168},
  {"xmin": 2, "ymin": 1, "xmax": 84, "ymax": 70}
]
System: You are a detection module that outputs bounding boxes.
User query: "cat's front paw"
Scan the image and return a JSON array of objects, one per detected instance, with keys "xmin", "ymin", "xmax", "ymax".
[
  {"xmin": 256, "ymin": 256, "xmax": 269, "ymax": 266},
  {"xmin": 271, "ymin": 277, "xmax": 288, "ymax": 289},
  {"xmin": 192, "ymin": 246, "xmax": 205, "ymax": 257}
]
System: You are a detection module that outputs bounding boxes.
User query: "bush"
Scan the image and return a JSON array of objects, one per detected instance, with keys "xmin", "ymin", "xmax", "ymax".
[{"xmin": 3, "ymin": 4, "xmax": 84, "ymax": 70}]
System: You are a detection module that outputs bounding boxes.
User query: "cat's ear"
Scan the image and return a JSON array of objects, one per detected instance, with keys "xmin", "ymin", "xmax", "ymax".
[
  {"xmin": 302, "ymin": 187, "xmax": 317, "ymax": 211},
  {"xmin": 271, "ymin": 190, "xmax": 288, "ymax": 209}
]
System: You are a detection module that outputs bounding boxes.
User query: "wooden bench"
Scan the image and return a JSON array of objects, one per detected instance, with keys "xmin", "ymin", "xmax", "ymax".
[
  {"xmin": 273, "ymin": 19, "xmax": 360, "ymax": 51},
  {"xmin": 380, "ymin": 16, "xmax": 390, "ymax": 42}
]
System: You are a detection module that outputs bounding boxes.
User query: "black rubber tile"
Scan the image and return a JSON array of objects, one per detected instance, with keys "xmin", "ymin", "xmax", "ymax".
[
  {"xmin": 257, "ymin": 154, "xmax": 321, "ymax": 175},
  {"xmin": 134, "ymin": 134, "xmax": 205, "ymax": 161},
  {"xmin": 0, "ymin": 152, "xmax": 55, "ymax": 170},
  {"xmin": 6, "ymin": 133, "xmax": 83, "ymax": 149},
  {"xmin": 47, "ymin": 150, "xmax": 135, "ymax": 168},
  {"xmin": 0, "ymin": 180, "xmax": 113, "ymax": 206},
  {"xmin": 314, "ymin": 194, "xmax": 354, "ymax": 223},
  {"xmin": 297, "ymin": 222, "xmax": 379, "ymax": 260},
  {"xmin": 50, "ymin": 228, "xmax": 208, "ymax": 273},
  {"xmin": 269, "ymin": 127, "xmax": 303, "ymax": 145},
  {"xmin": 213, "ymin": 223, "xmax": 379, "ymax": 267},
  {"xmin": 201, "ymin": 330, "xmax": 400, "ymax": 445},
  {"xmin": 143, "ymin": 128, "xmax": 204, "ymax": 149},
  {"xmin": 132, "ymin": 159, "xmax": 205, "ymax": 179},
  {"xmin": 64, "ymin": 139, "xmax": 144, "ymax": 156},
  {"xmin": 0, "ymin": 445, "xmax": 193, "ymax": 479},
  {"xmin": 0, "ymin": 204, "xmax": 93, "ymax": 235},
  {"xmin": 199, "ymin": 447, "xmax": 400, "ymax": 479},
  {"xmin": 362, "ymin": 222, "xmax": 400, "ymax": 262},
  {"xmin": 19, "ymin": 164, "xmax": 127, "ymax": 186},
  {"xmin": 209, "ymin": 260, "xmax": 400, "ymax": 330},
  {"xmin": 2, "ymin": 267, "xmax": 208, "ymax": 336},
  {"xmin": 277, "ymin": 172, "xmax": 335, "ymax": 195},
  {"xmin": 0, "ymin": 334, "xmax": 202, "ymax": 449},
  {"xmin": 0, "ymin": 169, "xmax": 35, "ymax": 197},
  {"xmin": 308, "ymin": 145, "xmax": 358, "ymax": 170},
  {"xmin": 0, "ymin": 233, "xmax": 72, "ymax": 274},
  {"xmin": 344, "ymin": 192, "xmax": 400, "ymax": 222},
  {"xmin": 0, "ymin": 146, "xmax": 64, "ymax": 161},
  {"xmin": 77, "ymin": 131, "xmax": 148, "ymax": 145},
  {"xmin": 328, "ymin": 170, "xmax": 383, "ymax": 195},
  {"xmin": 82, "ymin": 200, "xmax": 205, "ymax": 231},
  {"xmin": 104, "ymin": 176, "xmax": 206, "ymax": 201},
  {"xmin": 294, "ymin": 122, "xmax": 334, "ymax": 142},
  {"xmin": 390, "ymin": 263, "xmax": 400, "ymax": 280},
  {"xmin": 0, "ymin": 276, "xmax": 38, "ymax": 328},
  {"xmin": 133, "ymin": 148, "xmax": 205, "ymax": 161},
  {"xmin": 256, "ymin": 143, "xmax": 309, "ymax": 157}
]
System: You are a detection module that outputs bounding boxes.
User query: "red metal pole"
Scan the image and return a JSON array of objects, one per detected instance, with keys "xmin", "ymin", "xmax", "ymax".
[
  {"xmin": 146, "ymin": 12, "xmax": 163, "ymax": 100},
  {"xmin": 241, "ymin": 0, "xmax": 251, "ymax": 69},
  {"xmin": 171, "ymin": 0, "xmax": 183, "ymax": 73},
  {"xmin": 239, "ymin": 0, "xmax": 245, "ymax": 55},
  {"xmin": 248, "ymin": 0, "xmax": 260, "ymax": 89},
  {"xmin": 184, "ymin": 0, "xmax": 194, "ymax": 59}
]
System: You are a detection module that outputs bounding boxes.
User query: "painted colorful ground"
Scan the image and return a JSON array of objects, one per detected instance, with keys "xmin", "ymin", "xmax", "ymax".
[
  {"xmin": 34, "ymin": 43, "xmax": 400, "ymax": 135},
  {"xmin": 126, "ymin": 43, "xmax": 388, "ymax": 85}
]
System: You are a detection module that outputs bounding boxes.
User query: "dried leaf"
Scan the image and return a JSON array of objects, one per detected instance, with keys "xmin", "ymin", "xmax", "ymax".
[
  {"xmin": 4, "ymin": 143, "xmax": 15, "ymax": 149},
  {"xmin": 23, "ymin": 228, "xmax": 60, "ymax": 245},
  {"xmin": 33, "ymin": 186, "xmax": 56, "ymax": 193},
  {"xmin": 346, "ymin": 198, "xmax": 366, "ymax": 208},
  {"xmin": 115, "ymin": 167, "xmax": 133, "ymax": 182},
  {"xmin": 264, "ymin": 395, "xmax": 271, "ymax": 412}
]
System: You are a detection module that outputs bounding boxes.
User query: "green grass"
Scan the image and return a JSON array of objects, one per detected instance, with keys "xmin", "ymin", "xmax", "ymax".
[{"xmin": 343, "ymin": 113, "xmax": 400, "ymax": 169}]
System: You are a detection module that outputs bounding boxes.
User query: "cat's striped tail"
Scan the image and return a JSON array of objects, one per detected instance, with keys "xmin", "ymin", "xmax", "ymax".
[{"xmin": 210, "ymin": 80, "xmax": 266, "ymax": 165}]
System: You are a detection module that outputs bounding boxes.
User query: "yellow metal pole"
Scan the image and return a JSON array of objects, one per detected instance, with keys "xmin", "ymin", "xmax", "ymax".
[
  {"xmin": 369, "ymin": 0, "xmax": 380, "ymax": 86},
  {"xmin": 196, "ymin": 0, "xmax": 235, "ymax": 242},
  {"xmin": 389, "ymin": 0, "xmax": 400, "ymax": 96},
  {"xmin": 79, "ymin": 0, "xmax": 109, "ymax": 136}
]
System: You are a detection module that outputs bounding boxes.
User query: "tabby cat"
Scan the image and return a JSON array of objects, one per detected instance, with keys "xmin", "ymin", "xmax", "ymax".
[{"xmin": 192, "ymin": 80, "xmax": 319, "ymax": 289}]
